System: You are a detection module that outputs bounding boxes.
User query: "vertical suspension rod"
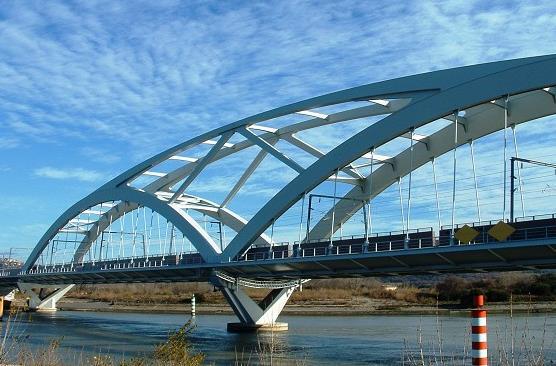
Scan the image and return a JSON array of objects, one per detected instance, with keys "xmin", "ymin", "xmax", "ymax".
[
  {"xmin": 109, "ymin": 202, "xmax": 114, "ymax": 260},
  {"xmin": 157, "ymin": 213, "xmax": 162, "ymax": 254},
  {"xmin": 97, "ymin": 203, "xmax": 104, "ymax": 262},
  {"xmin": 87, "ymin": 210, "xmax": 93, "ymax": 263},
  {"xmin": 306, "ymin": 195, "xmax": 312, "ymax": 243},
  {"xmin": 363, "ymin": 202, "xmax": 369, "ymax": 244},
  {"xmin": 269, "ymin": 219, "xmax": 275, "ymax": 255},
  {"xmin": 431, "ymin": 158, "xmax": 442, "ymax": 231},
  {"xmin": 503, "ymin": 95, "xmax": 509, "ymax": 221},
  {"xmin": 398, "ymin": 177, "xmax": 406, "ymax": 232},
  {"xmin": 406, "ymin": 128, "xmax": 415, "ymax": 246},
  {"xmin": 120, "ymin": 210, "xmax": 126, "ymax": 259},
  {"xmin": 469, "ymin": 140, "xmax": 482, "ymax": 222},
  {"xmin": 329, "ymin": 168, "xmax": 339, "ymax": 248},
  {"xmin": 368, "ymin": 148, "xmax": 374, "ymax": 238},
  {"xmin": 142, "ymin": 207, "xmax": 148, "ymax": 259},
  {"xmin": 510, "ymin": 157, "xmax": 515, "ymax": 223},
  {"xmin": 451, "ymin": 110, "xmax": 458, "ymax": 244}
]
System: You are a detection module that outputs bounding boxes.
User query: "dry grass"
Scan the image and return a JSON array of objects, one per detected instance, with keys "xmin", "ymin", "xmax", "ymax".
[
  {"xmin": 67, "ymin": 273, "xmax": 555, "ymax": 309},
  {"xmin": 68, "ymin": 278, "xmax": 436, "ymax": 307},
  {"xmin": 70, "ymin": 283, "xmax": 224, "ymax": 304}
]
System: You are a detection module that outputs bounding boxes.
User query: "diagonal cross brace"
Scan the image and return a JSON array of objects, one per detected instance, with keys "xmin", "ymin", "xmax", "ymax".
[
  {"xmin": 239, "ymin": 127, "xmax": 305, "ymax": 173},
  {"xmin": 170, "ymin": 131, "xmax": 234, "ymax": 203}
]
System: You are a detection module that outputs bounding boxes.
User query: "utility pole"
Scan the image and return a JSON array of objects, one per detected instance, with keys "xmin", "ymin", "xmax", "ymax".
[{"xmin": 509, "ymin": 157, "xmax": 556, "ymax": 222}]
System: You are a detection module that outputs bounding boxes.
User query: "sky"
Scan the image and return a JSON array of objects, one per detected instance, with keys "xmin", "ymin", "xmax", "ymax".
[{"xmin": 1, "ymin": 0, "xmax": 556, "ymax": 260}]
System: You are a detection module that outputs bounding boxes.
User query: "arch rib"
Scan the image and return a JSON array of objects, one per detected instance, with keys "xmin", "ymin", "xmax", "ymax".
[
  {"xmin": 24, "ymin": 187, "xmax": 223, "ymax": 271},
  {"xmin": 308, "ymin": 88, "xmax": 556, "ymax": 239}
]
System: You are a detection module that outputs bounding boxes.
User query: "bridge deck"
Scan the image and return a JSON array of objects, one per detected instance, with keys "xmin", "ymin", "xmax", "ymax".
[
  {"xmin": 2, "ymin": 216, "xmax": 556, "ymax": 285},
  {"xmin": 1, "ymin": 239, "xmax": 554, "ymax": 285}
]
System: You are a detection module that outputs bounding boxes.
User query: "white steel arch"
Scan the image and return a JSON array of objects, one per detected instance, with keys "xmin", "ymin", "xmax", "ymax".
[{"xmin": 26, "ymin": 54, "xmax": 556, "ymax": 270}]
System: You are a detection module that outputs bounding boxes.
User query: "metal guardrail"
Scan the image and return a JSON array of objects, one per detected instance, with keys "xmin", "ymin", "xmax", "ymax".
[{"xmin": 235, "ymin": 222, "xmax": 556, "ymax": 262}]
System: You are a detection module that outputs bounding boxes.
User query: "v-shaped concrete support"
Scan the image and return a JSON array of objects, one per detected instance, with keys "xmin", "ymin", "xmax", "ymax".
[
  {"xmin": 18, "ymin": 282, "xmax": 75, "ymax": 311},
  {"xmin": 211, "ymin": 277, "xmax": 296, "ymax": 332}
]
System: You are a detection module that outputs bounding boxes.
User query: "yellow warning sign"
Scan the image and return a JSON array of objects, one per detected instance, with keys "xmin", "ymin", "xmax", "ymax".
[
  {"xmin": 454, "ymin": 224, "xmax": 480, "ymax": 244},
  {"xmin": 487, "ymin": 221, "xmax": 516, "ymax": 241}
]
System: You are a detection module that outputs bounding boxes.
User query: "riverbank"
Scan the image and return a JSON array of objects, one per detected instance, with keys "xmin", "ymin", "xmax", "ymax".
[{"xmin": 55, "ymin": 297, "xmax": 556, "ymax": 316}]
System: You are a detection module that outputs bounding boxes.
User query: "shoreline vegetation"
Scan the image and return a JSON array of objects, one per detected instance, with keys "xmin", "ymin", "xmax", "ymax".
[
  {"xmin": 54, "ymin": 298, "xmax": 556, "ymax": 316},
  {"xmin": 39, "ymin": 272, "xmax": 556, "ymax": 316}
]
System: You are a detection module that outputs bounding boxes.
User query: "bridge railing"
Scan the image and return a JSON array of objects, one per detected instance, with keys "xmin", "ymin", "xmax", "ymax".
[
  {"xmin": 0, "ymin": 268, "xmax": 22, "ymax": 277},
  {"xmin": 24, "ymin": 251, "xmax": 203, "ymax": 275},
  {"xmin": 236, "ymin": 220, "xmax": 556, "ymax": 262}
]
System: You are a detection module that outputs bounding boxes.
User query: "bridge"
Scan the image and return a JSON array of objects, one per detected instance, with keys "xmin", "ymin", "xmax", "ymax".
[{"xmin": 2, "ymin": 55, "xmax": 556, "ymax": 331}]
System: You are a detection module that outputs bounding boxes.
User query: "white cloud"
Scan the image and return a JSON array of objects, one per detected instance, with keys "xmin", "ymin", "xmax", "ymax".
[
  {"xmin": 80, "ymin": 147, "xmax": 121, "ymax": 164},
  {"xmin": 1, "ymin": 0, "xmax": 552, "ymax": 156},
  {"xmin": 34, "ymin": 166, "xmax": 105, "ymax": 182},
  {"xmin": 0, "ymin": 137, "xmax": 20, "ymax": 149}
]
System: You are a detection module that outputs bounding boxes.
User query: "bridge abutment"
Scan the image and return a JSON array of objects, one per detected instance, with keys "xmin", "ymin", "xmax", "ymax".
[
  {"xmin": 18, "ymin": 283, "xmax": 74, "ymax": 311},
  {"xmin": 211, "ymin": 277, "xmax": 295, "ymax": 332}
]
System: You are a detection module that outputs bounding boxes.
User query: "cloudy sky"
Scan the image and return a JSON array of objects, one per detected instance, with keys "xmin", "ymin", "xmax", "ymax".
[{"xmin": 1, "ymin": 0, "xmax": 556, "ymax": 259}]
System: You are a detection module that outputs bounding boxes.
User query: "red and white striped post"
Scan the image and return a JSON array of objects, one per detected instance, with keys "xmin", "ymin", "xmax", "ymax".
[{"xmin": 471, "ymin": 294, "xmax": 488, "ymax": 365}]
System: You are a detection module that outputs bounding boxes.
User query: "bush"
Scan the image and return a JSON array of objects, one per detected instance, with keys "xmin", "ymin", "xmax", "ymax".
[
  {"xmin": 435, "ymin": 276, "xmax": 468, "ymax": 301},
  {"xmin": 153, "ymin": 320, "xmax": 204, "ymax": 366}
]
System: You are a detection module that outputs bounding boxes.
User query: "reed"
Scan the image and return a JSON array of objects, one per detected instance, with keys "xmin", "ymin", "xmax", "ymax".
[{"xmin": 402, "ymin": 297, "xmax": 554, "ymax": 365}]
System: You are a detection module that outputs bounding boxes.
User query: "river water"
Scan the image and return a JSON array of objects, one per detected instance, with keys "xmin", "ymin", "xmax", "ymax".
[{"xmin": 4, "ymin": 310, "xmax": 556, "ymax": 365}]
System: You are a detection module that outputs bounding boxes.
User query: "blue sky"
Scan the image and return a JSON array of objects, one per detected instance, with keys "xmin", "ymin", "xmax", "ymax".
[{"xmin": 2, "ymin": 0, "xmax": 556, "ymax": 259}]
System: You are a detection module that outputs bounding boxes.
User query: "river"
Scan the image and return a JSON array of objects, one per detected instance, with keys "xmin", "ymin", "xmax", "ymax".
[{"xmin": 4, "ymin": 310, "xmax": 556, "ymax": 365}]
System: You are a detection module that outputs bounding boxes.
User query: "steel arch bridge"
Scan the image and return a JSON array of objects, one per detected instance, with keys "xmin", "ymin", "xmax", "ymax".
[{"xmin": 3, "ymin": 55, "xmax": 556, "ymax": 330}]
